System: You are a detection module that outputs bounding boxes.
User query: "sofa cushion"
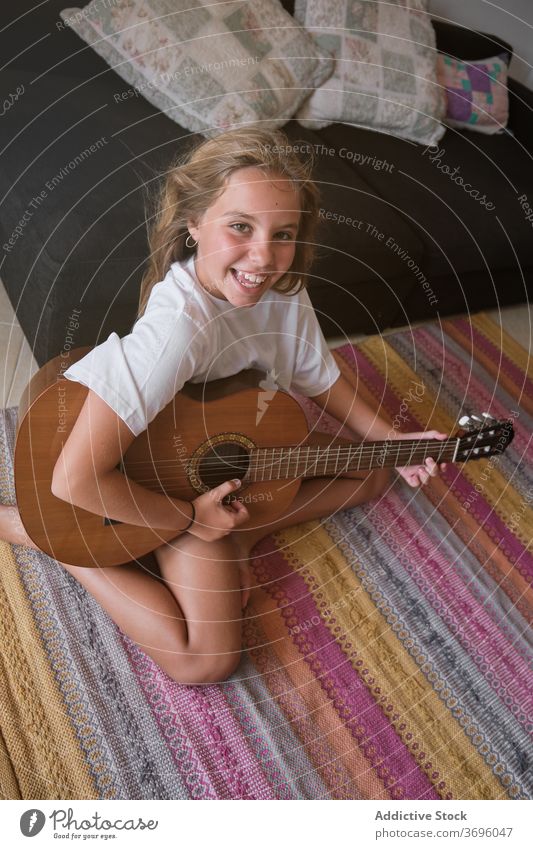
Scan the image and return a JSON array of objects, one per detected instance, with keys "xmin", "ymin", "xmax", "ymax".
[
  {"xmin": 59, "ymin": 0, "xmax": 334, "ymax": 136},
  {"xmin": 294, "ymin": 0, "xmax": 446, "ymax": 146},
  {"xmin": 437, "ymin": 53, "xmax": 509, "ymax": 134}
]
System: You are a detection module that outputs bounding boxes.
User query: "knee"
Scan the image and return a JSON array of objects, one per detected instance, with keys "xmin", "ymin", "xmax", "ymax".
[
  {"xmin": 344, "ymin": 467, "xmax": 390, "ymax": 501},
  {"xmin": 164, "ymin": 649, "xmax": 243, "ymax": 685},
  {"xmin": 370, "ymin": 466, "xmax": 391, "ymax": 498}
]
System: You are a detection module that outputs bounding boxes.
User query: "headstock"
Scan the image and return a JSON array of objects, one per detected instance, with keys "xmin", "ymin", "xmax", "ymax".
[{"xmin": 455, "ymin": 413, "xmax": 514, "ymax": 462}]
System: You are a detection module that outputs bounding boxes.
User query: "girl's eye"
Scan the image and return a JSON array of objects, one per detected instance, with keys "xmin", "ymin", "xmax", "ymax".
[{"xmin": 230, "ymin": 223, "xmax": 294, "ymax": 240}]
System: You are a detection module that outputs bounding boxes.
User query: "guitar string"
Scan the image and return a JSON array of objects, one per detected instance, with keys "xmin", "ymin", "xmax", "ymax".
[
  {"xmin": 119, "ymin": 438, "xmax": 461, "ymax": 465},
  {"xmin": 114, "ymin": 438, "xmax": 490, "ymax": 470},
  {"xmin": 114, "ymin": 445, "xmax": 488, "ymax": 485}
]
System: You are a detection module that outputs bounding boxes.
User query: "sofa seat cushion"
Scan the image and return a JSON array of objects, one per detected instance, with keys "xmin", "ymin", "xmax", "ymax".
[{"xmin": 318, "ymin": 122, "xmax": 533, "ymax": 284}]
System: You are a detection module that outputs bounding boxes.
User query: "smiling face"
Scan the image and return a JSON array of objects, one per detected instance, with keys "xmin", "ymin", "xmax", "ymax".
[{"xmin": 187, "ymin": 166, "xmax": 301, "ymax": 307}]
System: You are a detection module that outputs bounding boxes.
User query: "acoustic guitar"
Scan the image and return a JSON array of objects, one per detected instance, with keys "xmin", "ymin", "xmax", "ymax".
[{"xmin": 14, "ymin": 347, "xmax": 515, "ymax": 568}]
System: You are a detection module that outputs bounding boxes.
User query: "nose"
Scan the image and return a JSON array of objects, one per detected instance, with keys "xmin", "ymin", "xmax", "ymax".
[{"xmin": 248, "ymin": 235, "xmax": 275, "ymax": 268}]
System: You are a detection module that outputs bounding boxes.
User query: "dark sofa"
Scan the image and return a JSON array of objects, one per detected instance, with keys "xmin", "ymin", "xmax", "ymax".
[{"xmin": 1, "ymin": 1, "xmax": 532, "ymax": 367}]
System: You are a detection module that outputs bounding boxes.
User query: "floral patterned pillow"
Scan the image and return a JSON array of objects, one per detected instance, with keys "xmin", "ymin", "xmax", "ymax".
[
  {"xmin": 437, "ymin": 53, "xmax": 509, "ymax": 134},
  {"xmin": 293, "ymin": 0, "xmax": 446, "ymax": 146},
  {"xmin": 60, "ymin": 0, "xmax": 335, "ymax": 136}
]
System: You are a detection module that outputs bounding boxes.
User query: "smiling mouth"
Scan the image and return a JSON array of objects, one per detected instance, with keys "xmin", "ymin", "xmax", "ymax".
[{"xmin": 230, "ymin": 268, "xmax": 270, "ymax": 289}]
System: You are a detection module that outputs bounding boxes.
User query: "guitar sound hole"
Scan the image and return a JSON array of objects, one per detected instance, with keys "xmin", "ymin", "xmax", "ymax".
[{"xmin": 198, "ymin": 441, "xmax": 250, "ymax": 490}]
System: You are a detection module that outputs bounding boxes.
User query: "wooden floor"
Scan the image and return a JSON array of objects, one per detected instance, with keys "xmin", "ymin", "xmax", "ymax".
[{"xmin": 1, "ymin": 277, "xmax": 531, "ymax": 408}]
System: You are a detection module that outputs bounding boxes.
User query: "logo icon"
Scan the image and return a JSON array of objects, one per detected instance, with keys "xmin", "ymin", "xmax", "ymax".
[
  {"xmin": 256, "ymin": 368, "xmax": 280, "ymax": 425},
  {"xmin": 20, "ymin": 810, "xmax": 46, "ymax": 837}
]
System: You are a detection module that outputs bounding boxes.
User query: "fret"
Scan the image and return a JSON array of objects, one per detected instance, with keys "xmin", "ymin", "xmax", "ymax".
[
  {"xmin": 335, "ymin": 445, "xmax": 340, "ymax": 474},
  {"xmin": 356, "ymin": 445, "xmax": 362, "ymax": 471},
  {"xmin": 395, "ymin": 441, "xmax": 402, "ymax": 468},
  {"xmin": 369, "ymin": 442, "xmax": 375, "ymax": 470},
  {"xmin": 276, "ymin": 447, "xmax": 283, "ymax": 481},
  {"xmin": 313, "ymin": 448, "xmax": 319, "ymax": 477},
  {"xmin": 296, "ymin": 446, "xmax": 301, "ymax": 478},
  {"xmin": 322, "ymin": 448, "xmax": 328, "ymax": 475},
  {"xmin": 285, "ymin": 447, "xmax": 291, "ymax": 479},
  {"xmin": 305, "ymin": 446, "xmax": 311, "ymax": 477}
]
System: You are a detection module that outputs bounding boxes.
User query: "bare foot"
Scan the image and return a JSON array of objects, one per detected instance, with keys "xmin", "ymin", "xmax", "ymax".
[{"xmin": 0, "ymin": 504, "xmax": 39, "ymax": 549}]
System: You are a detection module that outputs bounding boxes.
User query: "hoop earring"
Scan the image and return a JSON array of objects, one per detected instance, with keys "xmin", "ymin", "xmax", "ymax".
[{"xmin": 185, "ymin": 233, "xmax": 198, "ymax": 249}]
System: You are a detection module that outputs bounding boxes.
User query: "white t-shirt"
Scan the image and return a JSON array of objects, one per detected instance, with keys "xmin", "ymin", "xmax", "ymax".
[{"xmin": 64, "ymin": 254, "xmax": 340, "ymax": 436}]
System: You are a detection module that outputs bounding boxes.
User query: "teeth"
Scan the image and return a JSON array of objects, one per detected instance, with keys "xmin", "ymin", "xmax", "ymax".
[{"xmin": 233, "ymin": 269, "xmax": 267, "ymax": 286}]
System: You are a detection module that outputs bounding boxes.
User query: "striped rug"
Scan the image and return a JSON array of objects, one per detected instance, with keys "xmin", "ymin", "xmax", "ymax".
[{"xmin": 1, "ymin": 312, "xmax": 531, "ymax": 799}]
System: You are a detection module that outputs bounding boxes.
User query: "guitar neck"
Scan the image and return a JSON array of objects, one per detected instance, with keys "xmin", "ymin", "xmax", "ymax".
[{"xmin": 249, "ymin": 438, "xmax": 458, "ymax": 481}]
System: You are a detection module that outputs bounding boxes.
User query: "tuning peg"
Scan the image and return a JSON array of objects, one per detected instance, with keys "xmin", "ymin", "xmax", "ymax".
[
  {"xmin": 470, "ymin": 414, "xmax": 483, "ymax": 423},
  {"xmin": 459, "ymin": 415, "xmax": 477, "ymax": 431},
  {"xmin": 481, "ymin": 412, "xmax": 497, "ymax": 424}
]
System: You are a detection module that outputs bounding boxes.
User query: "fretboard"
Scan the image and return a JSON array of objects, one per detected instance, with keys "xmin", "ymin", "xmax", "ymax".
[{"xmin": 248, "ymin": 438, "xmax": 458, "ymax": 481}]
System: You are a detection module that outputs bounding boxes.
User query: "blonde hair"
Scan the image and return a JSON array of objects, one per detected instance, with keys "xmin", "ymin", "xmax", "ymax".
[{"xmin": 137, "ymin": 126, "xmax": 320, "ymax": 318}]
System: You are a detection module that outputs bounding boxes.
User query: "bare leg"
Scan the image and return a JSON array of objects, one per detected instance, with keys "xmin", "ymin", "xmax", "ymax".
[
  {"xmin": 0, "ymin": 467, "xmax": 387, "ymax": 683},
  {"xmin": 233, "ymin": 467, "xmax": 390, "ymax": 558},
  {"xmin": 0, "ymin": 504, "xmax": 242, "ymax": 684}
]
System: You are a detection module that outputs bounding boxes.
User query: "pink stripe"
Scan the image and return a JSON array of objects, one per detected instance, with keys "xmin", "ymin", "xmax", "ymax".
[
  {"xmin": 453, "ymin": 317, "xmax": 533, "ymax": 396},
  {"xmin": 125, "ymin": 640, "xmax": 272, "ymax": 799},
  {"xmin": 414, "ymin": 327, "xmax": 530, "ymax": 456},
  {"xmin": 375, "ymin": 493, "xmax": 533, "ymax": 721},
  {"xmin": 337, "ymin": 344, "xmax": 400, "ymax": 419},
  {"xmin": 253, "ymin": 539, "xmax": 440, "ymax": 800},
  {"xmin": 341, "ymin": 335, "xmax": 533, "ymax": 584},
  {"xmin": 240, "ymin": 616, "xmax": 363, "ymax": 799},
  {"xmin": 398, "ymin": 329, "xmax": 533, "ymax": 584},
  {"xmin": 446, "ymin": 472, "xmax": 533, "ymax": 584},
  {"xmin": 122, "ymin": 641, "xmax": 217, "ymax": 799},
  {"xmin": 173, "ymin": 685, "xmax": 273, "ymax": 799}
]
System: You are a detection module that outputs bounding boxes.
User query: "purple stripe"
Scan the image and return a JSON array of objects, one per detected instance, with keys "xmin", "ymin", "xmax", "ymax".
[
  {"xmin": 447, "ymin": 472, "xmax": 533, "ymax": 584},
  {"xmin": 253, "ymin": 540, "xmax": 440, "ymax": 800},
  {"xmin": 347, "ymin": 332, "xmax": 533, "ymax": 584},
  {"xmin": 376, "ymin": 493, "xmax": 533, "ymax": 719}
]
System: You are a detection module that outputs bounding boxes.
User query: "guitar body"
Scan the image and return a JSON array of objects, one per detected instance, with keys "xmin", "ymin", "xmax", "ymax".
[
  {"xmin": 15, "ymin": 348, "xmax": 514, "ymax": 569},
  {"xmin": 14, "ymin": 348, "xmax": 311, "ymax": 567}
]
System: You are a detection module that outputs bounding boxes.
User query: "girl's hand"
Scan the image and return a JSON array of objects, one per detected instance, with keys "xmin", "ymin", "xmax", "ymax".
[
  {"xmin": 187, "ymin": 478, "xmax": 250, "ymax": 541},
  {"xmin": 394, "ymin": 430, "xmax": 448, "ymax": 488}
]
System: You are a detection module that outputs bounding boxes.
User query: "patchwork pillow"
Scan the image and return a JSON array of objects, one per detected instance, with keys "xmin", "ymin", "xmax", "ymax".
[
  {"xmin": 293, "ymin": 0, "xmax": 446, "ymax": 146},
  {"xmin": 60, "ymin": 0, "xmax": 335, "ymax": 136},
  {"xmin": 436, "ymin": 53, "xmax": 509, "ymax": 134}
]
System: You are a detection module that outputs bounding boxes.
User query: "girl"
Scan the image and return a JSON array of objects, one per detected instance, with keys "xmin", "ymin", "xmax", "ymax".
[{"xmin": 1, "ymin": 127, "xmax": 446, "ymax": 685}]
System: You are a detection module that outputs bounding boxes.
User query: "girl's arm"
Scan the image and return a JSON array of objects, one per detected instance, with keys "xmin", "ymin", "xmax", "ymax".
[
  {"xmin": 309, "ymin": 373, "xmax": 392, "ymax": 440},
  {"xmin": 51, "ymin": 389, "xmax": 248, "ymax": 537},
  {"xmin": 310, "ymin": 374, "xmax": 448, "ymax": 487}
]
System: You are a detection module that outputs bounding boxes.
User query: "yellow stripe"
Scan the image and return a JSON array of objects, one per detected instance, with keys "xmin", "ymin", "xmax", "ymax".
[
  {"xmin": 0, "ymin": 542, "xmax": 98, "ymax": 799},
  {"xmin": 473, "ymin": 313, "xmax": 533, "ymax": 377},
  {"xmin": 276, "ymin": 523, "xmax": 507, "ymax": 799}
]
